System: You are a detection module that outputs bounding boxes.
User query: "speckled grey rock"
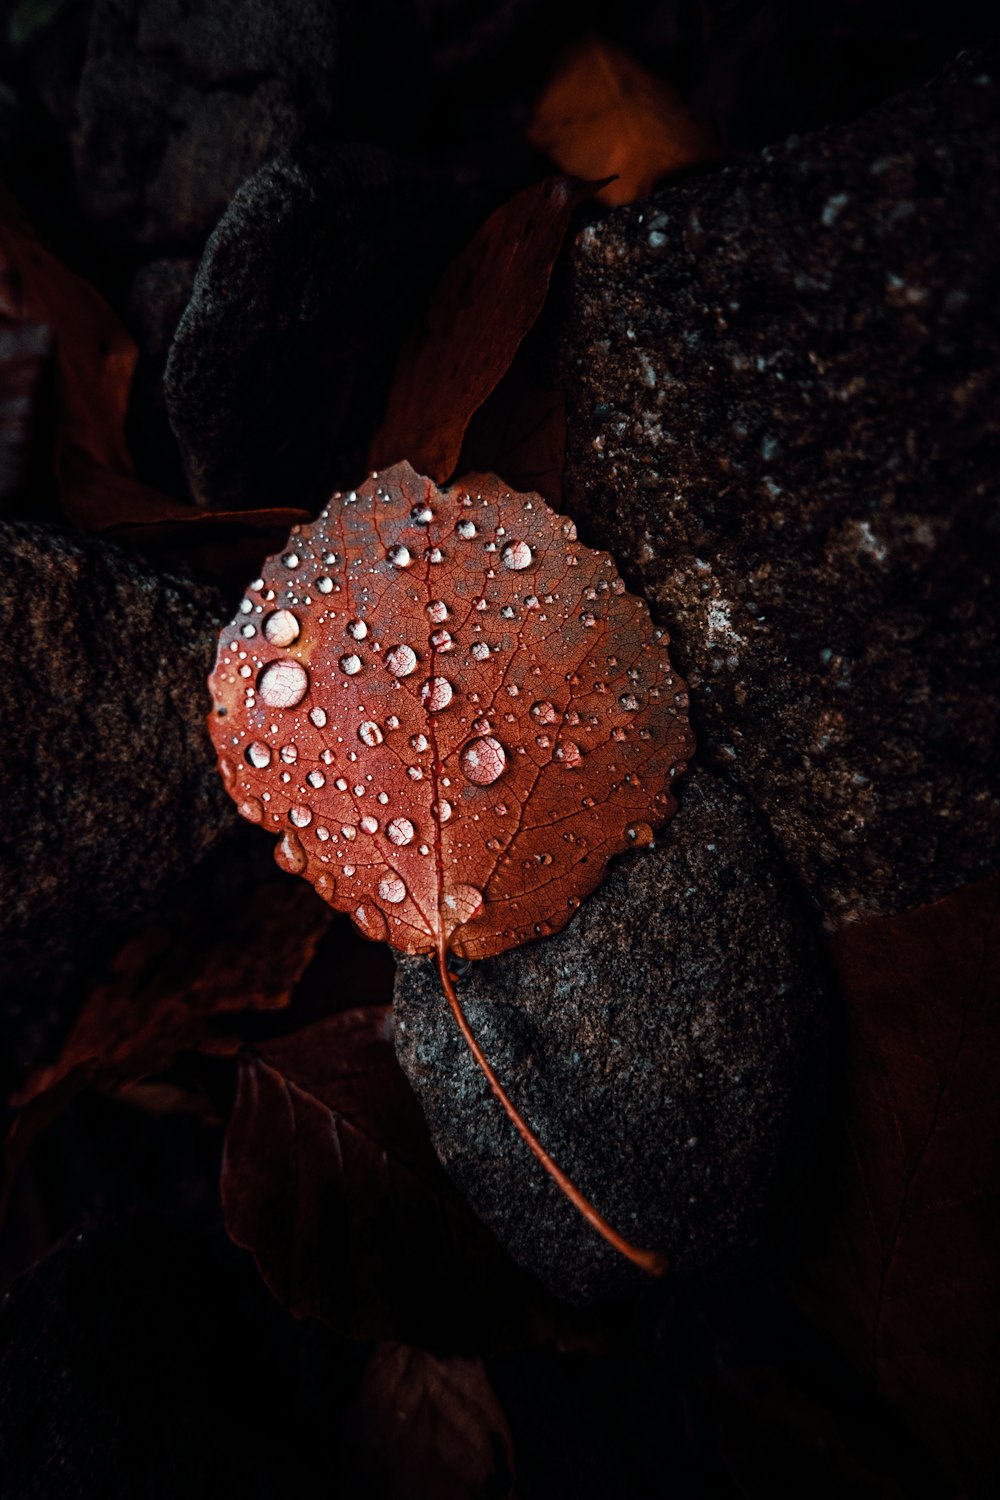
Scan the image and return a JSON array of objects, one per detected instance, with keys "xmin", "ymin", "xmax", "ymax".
[
  {"xmin": 165, "ymin": 144, "xmax": 525, "ymax": 509},
  {"xmin": 394, "ymin": 770, "xmax": 828, "ymax": 1302},
  {"xmin": 0, "ymin": 524, "xmax": 235, "ymax": 1050},
  {"xmin": 558, "ymin": 43, "xmax": 1000, "ymax": 929},
  {"xmin": 72, "ymin": 0, "xmax": 424, "ymax": 253}
]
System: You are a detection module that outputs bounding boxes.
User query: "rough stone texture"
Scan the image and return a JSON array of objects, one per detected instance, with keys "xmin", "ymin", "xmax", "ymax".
[
  {"xmin": 394, "ymin": 770, "xmax": 829, "ymax": 1302},
  {"xmin": 558, "ymin": 44, "xmax": 1000, "ymax": 929},
  {"xmin": 165, "ymin": 144, "xmax": 526, "ymax": 509},
  {"xmin": 72, "ymin": 0, "xmax": 425, "ymax": 254},
  {"xmin": 0, "ymin": 523, "xmax": 235, "ymax": 1068}
]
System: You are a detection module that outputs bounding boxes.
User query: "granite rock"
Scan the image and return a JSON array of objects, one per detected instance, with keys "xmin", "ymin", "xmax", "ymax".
[
  {"xmin": 165, "ymin": 144, "xmax": 525, "ymax": 509},
  {"xmin": 72, "ymin": 0, "xmax": 425, "ymax": 254},
  {"xmin": 558, "ymin": 43, "xmax": 1000, "ymax": 928},
  {"xmin": 394, "ymin": 770, "xmax": 829, "ymax": 1302},
  {"xmin": 0, "ymin": 523, "xmax": 234, "ymax": 1061}
]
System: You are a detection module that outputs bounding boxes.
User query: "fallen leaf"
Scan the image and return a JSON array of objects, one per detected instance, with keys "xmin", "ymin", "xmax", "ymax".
[
  {"xmin": 795, "ymin": 874, "xmax": 1000, "ymax": 1495},
  {"xmin": 341, "ymin": 1342, "xmax": 516, "ymax": 1500},
  {"xmin": 0, "ymin": 185, "xmax": 137, "ymax": 505},
  {"xmin": 458, "ymin": 359, "xmax": 566, "ymax": 509},
  {"xmin": 222, "ymin": 1006, "xmax": 565, "ymax": 1348},
  {"xmin": 368, "ymin": 176, "xmax": 600, "ymax": 482},
  {"xmin": 207, "ymin": 461, "xmax": 692, "ymax": 963},
  {"xmin": 207, "ymin": 460, "xmax": 692, "ymax": 1272},
  {"xmin": 12, "ymin": 881, "xmax": 332, "ymax": 1108},
  {"xmin": 529, "ymin": 35, "xmax": 716, "ymax": 206}
]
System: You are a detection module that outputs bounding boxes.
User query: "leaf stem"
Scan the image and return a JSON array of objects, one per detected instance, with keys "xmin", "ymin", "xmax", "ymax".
[{"xmin": 435, "ymin": 940, "xmax": 667, "ymax": 1278}]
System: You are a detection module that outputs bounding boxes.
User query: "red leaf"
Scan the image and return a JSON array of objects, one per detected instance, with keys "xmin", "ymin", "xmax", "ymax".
[
  {"xmin": 368, "ymin": 177, "xmax": 599, "ymax": 482},
  {"xmin": 0, "ymin": 186, "xmax": 137, "ymax": 504},
  {"xmin": 795, "ymin": 874, "xmax": 1000, "ymax": 1493},
  {"xmin": 222, "ymin": 1006, "xmax": 565, "ymax": 1347},
  {"xmin": 207, "ymin": 461, "xmax": 693, "ymax": 963},
  {"xmin": 12, "ymin": 881, "xmax": 332, "ymax": 1109},
  {"xmin": 528, "ymin": 35, "xmax": 717, "ymax": 207},
  {"xmin": 341, "ymin": 1342, "xmax": 516, "ymax": 1499}
]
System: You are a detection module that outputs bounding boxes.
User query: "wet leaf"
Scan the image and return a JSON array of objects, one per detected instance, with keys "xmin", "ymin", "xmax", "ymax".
[
  {"xmin": 341, "ymin": 1342, "xmax": 516, "ymax": 1500},
  {"xmin": 207, "ymin": 461, "xmax": 693, "ymax": 962},
  {"xmin": 222, "ymin": 1006, "xmax": 565, "ymax": 1347},
  {"xmin": 529, "ymin": 35, "xmax": 716, "ymax": 207},
  {"xmin": 795, "ymin": 874, "xmax": 1000, "ymax": 1494},
  {"xmin": 369, "ymin": 176, "xmax": 600, "ymax": 483},
  {"xmin": 12, "ymin": 881, "xmax": 332, "ymax": 1108}
]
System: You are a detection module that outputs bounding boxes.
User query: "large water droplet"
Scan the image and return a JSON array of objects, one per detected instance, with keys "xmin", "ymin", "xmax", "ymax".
[
  {"xmin": 502, "ymin": 541, "xmax": 532, "ymax": 570},
  {"xmin": 409, "ymin": 733, "xmax": 429, "ymax": 752},
  {"xmin": 263, "ymin": 609, "xmax": 300, "ymax": 647},
  {"xmin": 430, "ymin": 629, "xmax": 454, "ymax": 652},
  {"xmin": 309, "ymin": 707, "xmax": 328, "ymax": 728},
  {"xmin": 460, "ymin": 736, "xmax": 506, "ymax": 786},
  {"xmin": 360, "ymin": 815, "xmax": 379, "ymax": 835},
  {"xmin": 386, "ymin": 817, "xmax": 415, "ymax": 846},
  {"xmin": 619, "ymin": 692, "xmax": 640, "ymax": 712},
  {"xmin": 385, "ymin": 644, "xmax": 417, "ymax": 678},
  {"xmin": 387, "ymin": 544, "xmax": 411, "ymax": 568},
  {"xmin": 379, "ymin": 874, "xmax": 407, "ymax": 904},
  {"xmin": 247, "ymin": 741, "xmax": 271, "ymax": 769},
  {"xmin": 434, "ymin": 799, "xmax": 453, "ymax": 823},
  {"xmin": 530, "ymin": 699, "xmax": 560, "ymax": 725},
  {"xmin": 339, "ymin": 653, "xmax": 362, "ymax": 675},
  {"xmin": 307, "ymin": 770, "xmax": 325, "ymax": 789},
  {"xmin": 279, "ymin": 744, "xmax": 298, "ymax": 764},
  {"xmin": 289, "ymin": 805, "xmax": 312, "ymax": 828},
  {"xmin": 358, "ymin": 721, "xmax": 384, "ymax": 747},
  {"xmin": 347, "ymin": 619, "xmax": 368, "ymax": 640},
  {"xmin": 471, "ymin": 642, "xmax": 490, "ymax": 662},
  {"xmin": 456, "ymin": 519, "xmax": 477, "ymax": 539},
  {"xmin": 443, "ymin": 884, "xmax": 484, "ymax": 925},
  {"xmin": 316, "ymin": 575, "xmax": 334, "ymax": 594},
  {"xmin": 275, "ymin": 830, "xmax": 307, "ymax": 874},
  {"xmin": 354, "ymin": 903, "xmax": 389, "ymax": 942},
  {"xmin": 421, "ymin": 677, "xmax": 453, "ymax": 712},
  {"xmin": 626, "ymin": 822, "xmax": 654, "ymax": 847},
  {"xmin": 281, "ymin": 552, "xmax": 300, "ymax": 569},
  {"xmin": 554, "ymin": 741, "xmax": 584, "ymax": 767},
  {"xmin": 258, "ymin": 659, "xmax": 309, "ymax": 708},
  {"xmin": 427, "ymin": 600, "xmax": 449, "ymax": 624}
]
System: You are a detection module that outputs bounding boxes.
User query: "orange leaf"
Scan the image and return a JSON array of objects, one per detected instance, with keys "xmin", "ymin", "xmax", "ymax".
[
  {"xmin": 529, "ymin": 35, "xmax": 716, "ymax": 207},
  {"xmin": 369, "ymin": 176, "xmax": 600, "ymax": 483},
  {"xmin": 795, "ymin": 875, "xmax": 1000, "ymax": 1493}
]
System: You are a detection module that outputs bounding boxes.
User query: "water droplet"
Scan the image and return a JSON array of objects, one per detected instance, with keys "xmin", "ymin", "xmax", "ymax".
[
  {"xmin": 347, "ymin": 619, "xmax": 368, "ymax": 640},
  {"xmin": 460, "ymin": 736, "xmax": 506, "ymax": 786},
  {"xmin": 307, "ymin": 770, "xmax": 325, "ymax": 789},
  {"xmin": 426, "ymin": 547, "xmax": 444, "ymax": 564},
  {"xmin": 554, "ymin": 741, "xmax": 584, "ymax": 767},
  {"xmin": 239, "ymin": 795, "xmax": 264, "ymax": 824},
  {"xmin": 619, "ymin": 692, "xmax": 640, "ymax": 711},
  {"xmin": 247, "ymin": 741, "xmax": 271, "ymax": 769},
  {"xmin": 309, "ymin": 707, "xmax": 328, "ymax": 728},
  {"xmin": 258, "ymin": 659, "xmax": 309, "ymax": 708},
  {"xmin": 360, "ymin": 815, "xmax": 379, "ymax": 835},
  {"xmin": 358, "ymin": 721, "xmax": 384, "ymax": 747},
  {"xmin": 289, "ymin": 805, "xmax": 312, "ymax": 828},
  {"xmin": 502, "ymin": 541, "xmax": 532, "ymax": 570},
  {"xmin": 379, "ymin": 874, "xmax": 407, "ymax": 904},
  {"xmin": 385, "ymin": 644, "xmax": 417, "ymax": 678},
  {"xmin": 411, "ymin": 504, "xmax": 434, "ymax": 525},
  {"xmin": 456, "ymin": 519, "xmax": 477, "ymax": 538},
  {"xmin": 409, "ymin": 733, "xmax": 429, "ymax": 751},
  {"xmin": 434, "ymin": 799, "xmax": 453, "ymax": 823},
  {"xmin": 443, "ymin": 884, "xmax": 483, "ymax": 924},
  {"xmin": 530, "ymin": 699, "xmax": 560, "ymax": 725},
  {"xmin": 339, "ymin": 653, "xmax": 362, "ymax": 675},
  {"xmin": 387, "ymin": 544, "xmax": 411, "ymax": 568},
  {"xmin": 282, "ymin": 552, "xmax": 300, "ymax": 569},
  {"xmin": 407, "ymin": 767, "xmax": 423, "ymax": 781},
  {"xmin": 275, "ymin": 830, "xmax": 307, "ymax": 874},
  {"xmin": 627, "ymin": 822, "xmax": 655, "ymax": 847},
  {"xmin": 341, "ymin": 824, "xmax": 356, "ymax": 840},
  {"xmin": 316, "ymin": 576, "xmax": 334, "ymax": 594},
  {"xmin": 335, "ymin": 777, "xmax": 348, "ymax": 791},
  {"xmin": 421, "ymin": 677, "xmax": 453, "ymax": 712},
  {"xmin": 355, "ymin": 903, "xmax": 389, "ymax": 941},
  {"xmin": 427, "ymin": 600, "xmax": 449, "ymax": 623},
  {"xmin": 239, "ymin": 598, "xmax": 253, "ymax": 614},
  {"xmin": 263, "ymin": 609, "xmax": 300, "ymax": 647},
  {"xmin": 430, "ymin": 629, "xmax": 454, "ymax": 652},
  {"xmin": 280, "ymin": 744, "xmax": 298, "ymax": 764},
  {"xmin": 387, "ymin": 817, "xmax": 415, "ymax": 846}
]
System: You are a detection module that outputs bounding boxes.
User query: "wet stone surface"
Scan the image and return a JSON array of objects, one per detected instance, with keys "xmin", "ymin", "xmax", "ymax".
[
  {"xmin": 394, "ymin": 769, "xmax": 829, "ymax": 1302},
  {"xmin": 559, "ymin": 43, "xmax": 1000, "ymax": 929},
  {"xmin": 0, "ymin": 524, "xmax": 235, "ymax": 1071}
]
